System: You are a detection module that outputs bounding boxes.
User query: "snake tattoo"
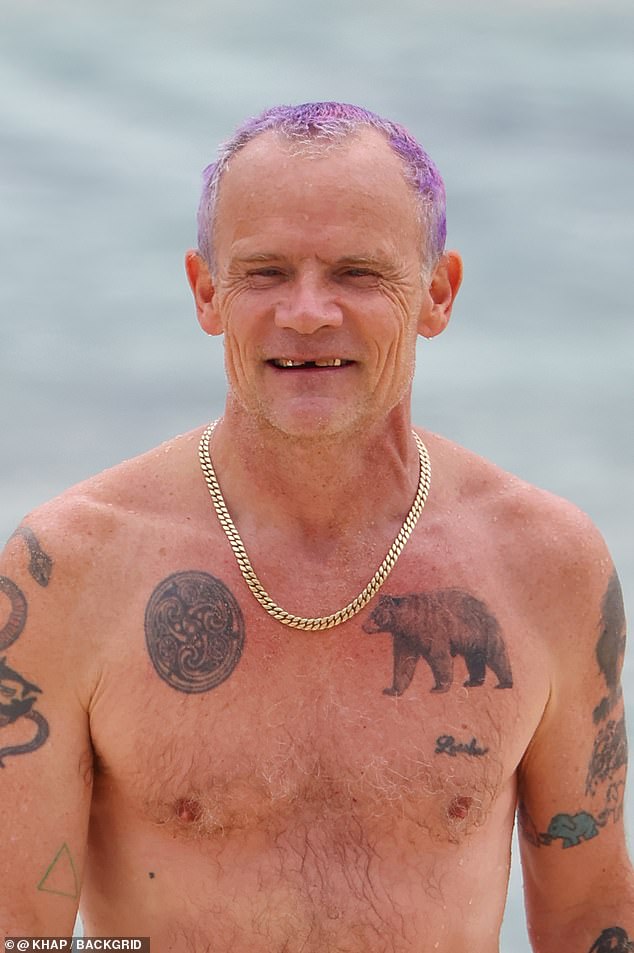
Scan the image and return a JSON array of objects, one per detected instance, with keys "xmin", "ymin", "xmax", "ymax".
[
  {"xmin": 0, "ymin": 653, "xmax": 49, "ymax": 767},
  {"xmin": 9, "ymin": 525, "xmax": 53, "ymax": 588},
  {"xmin": 0, "ymin": 527, "xmax": 52, "ymax": 766}
]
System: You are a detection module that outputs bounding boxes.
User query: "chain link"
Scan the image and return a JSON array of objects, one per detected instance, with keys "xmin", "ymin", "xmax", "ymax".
[{"xmin": 198, "ymin": 421, "xmax": 431, "ymax": 630}]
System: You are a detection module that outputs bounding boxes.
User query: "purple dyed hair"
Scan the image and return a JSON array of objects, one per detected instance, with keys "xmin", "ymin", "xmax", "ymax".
[{"xmin": 196, "ymin": 102, "xmax": 447, "ymax": 273}]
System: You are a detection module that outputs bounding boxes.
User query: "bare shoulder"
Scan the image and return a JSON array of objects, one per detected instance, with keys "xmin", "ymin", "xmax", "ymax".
[
  {"xmin": 423, "ymin": 428, "xmax": 609, "ymax": 541},
  {"xmin": 0, "ymin": 428, "xmax": 207, "ymax": 701},
  {"xmin": 421, "ymin": 430, "xmax": 619, "ymax": 644},
  {"xmin": 1, "ymin": 428, "xmax": 206, "ymax": 635},
  {"xmin": 5, "ymin": 428, "xmax": 204, "ymax": 561}
]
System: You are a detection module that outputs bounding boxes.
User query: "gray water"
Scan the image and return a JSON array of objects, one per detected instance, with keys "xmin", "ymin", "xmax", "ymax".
[{"xmin": 1, "ymin": 1, "xmax": 633, "ymax": 947}]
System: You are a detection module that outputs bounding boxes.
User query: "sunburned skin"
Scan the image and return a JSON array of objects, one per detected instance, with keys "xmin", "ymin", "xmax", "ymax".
[
  {"xmin": 73, "ymin": 474, "xmax": 542, "ymax": 950},
  {"xmin": 134, "ymin": 716, "xmax": 506, "ymax": 844},
  {"xmin": 1, "ymin": 421, "xmax": 629, "ymax": 951}
]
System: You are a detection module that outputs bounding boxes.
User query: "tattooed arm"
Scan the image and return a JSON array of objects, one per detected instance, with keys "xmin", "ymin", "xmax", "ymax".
[
  {"xmin": 0, "ymin": 520, "xmax": 94, "ymax": 935},
  {"xmin": 517, "ymin": 513, "xmax": 634, "ymax": 951}
]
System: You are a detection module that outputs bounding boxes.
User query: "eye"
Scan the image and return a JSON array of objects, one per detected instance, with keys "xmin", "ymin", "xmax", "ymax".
[
  {"xmin": 340, "ymin": 268, "xmax": 381, "ymax": 288},
  {"xmin": 246, "ymin": 268, "xmax": 286, "ymax": 289}
]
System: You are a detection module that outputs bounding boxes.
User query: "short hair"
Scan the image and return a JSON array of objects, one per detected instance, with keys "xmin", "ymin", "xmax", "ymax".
[{"xmin": 196, "ymin": 102, "xmax": 447, "ymax": 274}]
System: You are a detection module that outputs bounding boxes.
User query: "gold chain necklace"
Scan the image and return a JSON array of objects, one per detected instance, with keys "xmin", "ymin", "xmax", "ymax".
[{"xmin": 198, "ymin": 421, "xmax": 431, "ymax": 630}]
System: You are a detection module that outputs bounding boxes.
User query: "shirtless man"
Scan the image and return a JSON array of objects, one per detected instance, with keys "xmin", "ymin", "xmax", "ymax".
[{"xmin": 1, "ymin": 102, "xmax": 632, "ymax": 952}]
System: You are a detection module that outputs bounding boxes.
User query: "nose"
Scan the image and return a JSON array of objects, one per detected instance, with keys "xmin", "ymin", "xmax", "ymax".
[{"xmin": 274, "ymin": 275, "xmax": 343, "ymax": 334}]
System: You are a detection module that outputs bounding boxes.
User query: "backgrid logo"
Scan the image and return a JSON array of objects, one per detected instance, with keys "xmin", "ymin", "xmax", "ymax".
[{"xmin": 4, "ymin": 941, "xmax": 150, "ymax": 952}]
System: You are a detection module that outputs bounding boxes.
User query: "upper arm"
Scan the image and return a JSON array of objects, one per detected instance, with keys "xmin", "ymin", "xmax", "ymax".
[
  {"xmin": 517, "ymin": 513, "xmax": 634, "ymax": 947},
  {"xmin": 0, "ymin": 521, "xmax": 94, "ymax": 934}
]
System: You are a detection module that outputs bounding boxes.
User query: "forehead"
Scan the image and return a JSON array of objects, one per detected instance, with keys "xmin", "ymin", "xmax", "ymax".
[
  {"xmin": 221, "ymin": 127, "xmax": 411, "ymax": 184},
  {"xmin": 213, "ymin": 128, "xmax": 421, "ymax": 249}
]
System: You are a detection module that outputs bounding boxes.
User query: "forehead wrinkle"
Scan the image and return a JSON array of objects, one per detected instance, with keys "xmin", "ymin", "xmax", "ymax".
[
  {"xmin": 233, "ymin": 252, "xmax": 284, "ymax": 263},
  {"xmin": 334, "ymin": 254, "xmax": 395, "ymax": 270},
  {"xmin": 214, "ymin": 136, "xmax": 426, "ymax": 280},
  {"xmin": 197, "ymin": 102, "xmax": 447, "ymax": 275},
  {"xmin": 232, "ymin": 252, "xmax": 397, "ymax": 268}
]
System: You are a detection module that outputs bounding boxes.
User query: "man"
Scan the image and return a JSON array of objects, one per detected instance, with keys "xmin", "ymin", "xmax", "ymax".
[{"xmin": 1, "ymin": 102, "xmax": 632, "ymax": 951}]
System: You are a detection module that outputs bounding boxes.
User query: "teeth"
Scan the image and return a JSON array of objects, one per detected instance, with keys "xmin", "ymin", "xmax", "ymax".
[{"xmin": 273, "ymin": 358, "xmax": 344, "ymax": 368}]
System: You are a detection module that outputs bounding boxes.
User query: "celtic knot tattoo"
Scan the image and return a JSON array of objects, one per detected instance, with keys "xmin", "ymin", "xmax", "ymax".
[{"xmin": 145, "ymin": 571, "xmax": 245, "ymax": 693}]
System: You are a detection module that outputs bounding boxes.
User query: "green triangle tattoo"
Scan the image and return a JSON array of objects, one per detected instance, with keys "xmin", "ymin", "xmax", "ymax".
[{"xmin": 37, "ymin": 842, "xmax": 79, "ymax": 899}]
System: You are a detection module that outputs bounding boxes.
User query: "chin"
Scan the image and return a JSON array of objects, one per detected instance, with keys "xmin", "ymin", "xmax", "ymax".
[
  {"xmin": 255, "ymin": 402, "xmax": 370, "ymax": 442},
  {"xmin": 269, "ymin": 418, "xmax": 355, "ymax": 442},
  {"xmin": 229, "ymin": 385, "xmax": 400, "ymax": 441}
]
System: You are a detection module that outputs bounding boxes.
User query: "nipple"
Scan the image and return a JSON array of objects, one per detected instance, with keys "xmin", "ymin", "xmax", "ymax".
[
  {"xmin": 174, "ymin": 797, "xmax": 203, "ymax": 823},
  {"xmin": 448, "ymin": 796, "xmax": 473, "ymax": 820}
]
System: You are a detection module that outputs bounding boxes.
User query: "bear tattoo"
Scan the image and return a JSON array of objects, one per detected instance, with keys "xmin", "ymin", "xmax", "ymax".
[{"xmin": 363, "ymin": 590, "xmax": 513, "ymax": 696}]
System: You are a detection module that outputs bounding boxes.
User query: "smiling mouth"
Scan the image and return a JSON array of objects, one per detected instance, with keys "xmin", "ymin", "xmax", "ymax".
[{"xmin": 269, "ymin": 358, "xmax": 351, "ymax": 369}]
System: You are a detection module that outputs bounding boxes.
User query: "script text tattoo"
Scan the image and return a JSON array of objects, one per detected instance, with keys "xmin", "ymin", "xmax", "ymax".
[{"xmin": 435, "ymin": 734, "xmax": 489, "ymax": 757}]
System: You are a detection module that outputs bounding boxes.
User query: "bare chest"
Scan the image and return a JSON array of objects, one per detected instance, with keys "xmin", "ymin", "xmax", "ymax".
[{"xmin": 88, "ymin": 560, "xmax": 546, "ymax": 845}]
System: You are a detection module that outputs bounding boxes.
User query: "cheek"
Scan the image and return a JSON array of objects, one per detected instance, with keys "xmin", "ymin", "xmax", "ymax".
[
  {"xmin": 223, "ymin": 330, "xmax": 254, "ymax": 383},
  {"xmin": 215, "ymin": 279, "xmax": 265, "ymax": 324},
  {"xmin": 220, "ymin": 318, "xmax": 256, "ymax": 386},
  {"xmin": 219, "ymin": 294, "xmax": 259, "ymax": 348},
  {"xmin": 218, "ymin": 286, "xmax": 279, "ymax": 349},
  {"xmin": 376, "ymin": 286, "xmax": 422, "ymax": 341},
  {"xmin": 367, "ymin": 312, "xmax": 417, "ymax": 374}
]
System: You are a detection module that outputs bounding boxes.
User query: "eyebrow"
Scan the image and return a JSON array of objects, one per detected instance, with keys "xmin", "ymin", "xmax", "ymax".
[
  {"xmin": 334, "ymin": 255, "xmax": 390, "ymax": 269},
  {"xmin": 233, "ymin": 253, "xmax": 392, "ymax": 269},
  {"xmin": 233, "ymin": 253, "xmax": 282, "ymax": 263}
]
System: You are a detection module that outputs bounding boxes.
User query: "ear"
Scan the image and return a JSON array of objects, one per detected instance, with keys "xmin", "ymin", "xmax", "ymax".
[
  {"xmin": 184, "ymin": 250, "xmax": 223, "ymax": 336},
  {"xmin": 418, "ymin": 250, "xmax": 463, "ymax": 339}
]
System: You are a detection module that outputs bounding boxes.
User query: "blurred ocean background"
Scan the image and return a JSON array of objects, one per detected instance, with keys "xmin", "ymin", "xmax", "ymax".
[{"xmin": 1, "ymin": 0, "xmax": 632, "ymax": 947}]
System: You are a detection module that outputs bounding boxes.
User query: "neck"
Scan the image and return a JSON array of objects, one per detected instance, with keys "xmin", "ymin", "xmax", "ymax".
[{"xmin": 209, "ymin": 402, "xmax": 422, "ymax": 540}]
